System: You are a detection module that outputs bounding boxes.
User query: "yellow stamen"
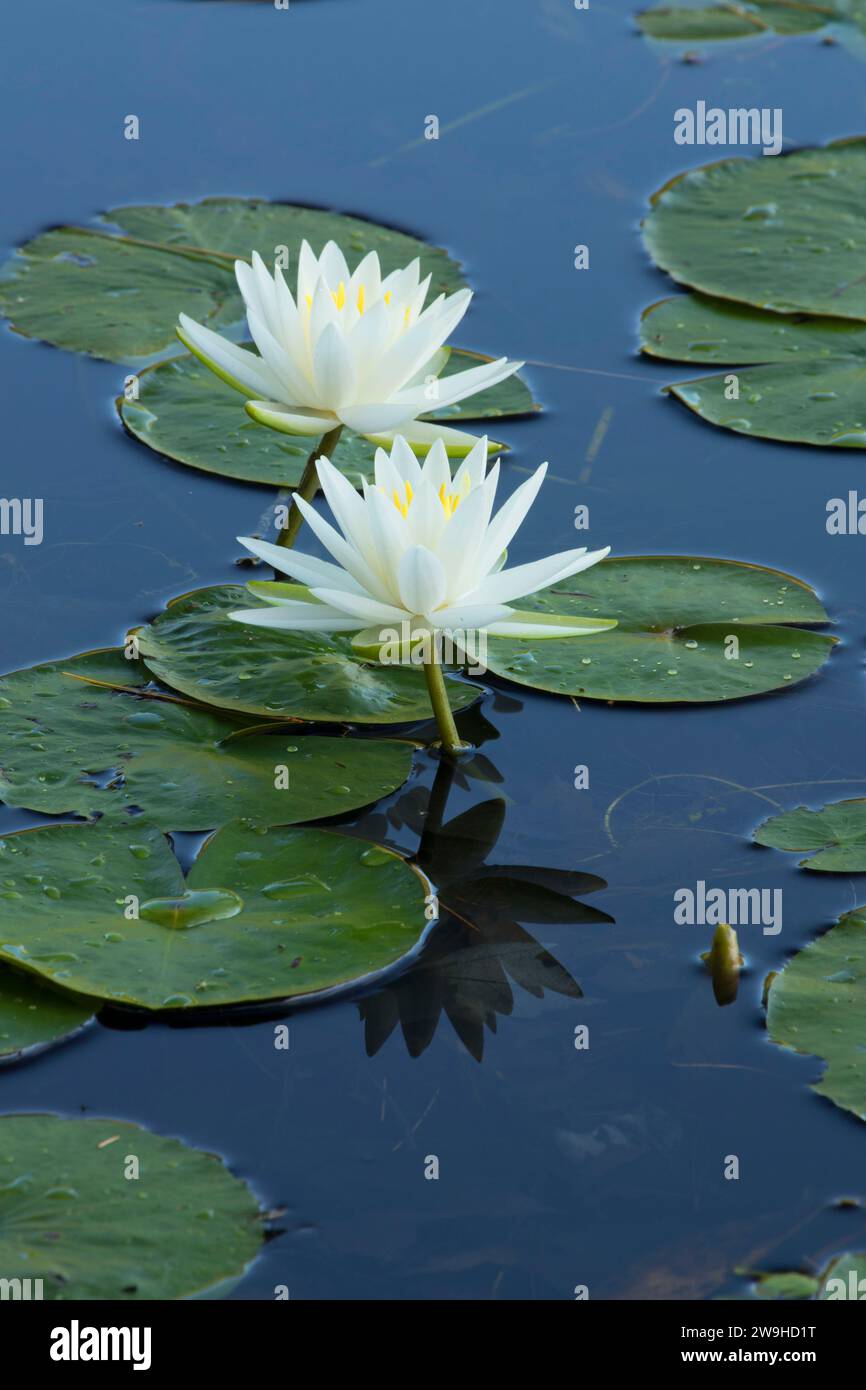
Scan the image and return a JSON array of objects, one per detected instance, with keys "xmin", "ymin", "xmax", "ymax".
[
  {"xmin": 357, "ymin": 284, "xmax": 365, "ymax": 314},
  {"xmin": 438, "ymin": 483, "xmax": 460, "ymax": 517},
  {"xmin": 391, "ymin": 480, "xmax": 413, "ymax": 517},
  {"xmin": 436, "ymin": 473, "xmax": 472, "ymax": 518}
]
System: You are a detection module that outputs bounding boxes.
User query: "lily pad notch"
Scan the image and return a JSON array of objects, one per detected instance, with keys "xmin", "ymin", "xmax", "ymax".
[{"xmin": 0, "ymin": 816, "xmax": 434, "ymax": 1011}]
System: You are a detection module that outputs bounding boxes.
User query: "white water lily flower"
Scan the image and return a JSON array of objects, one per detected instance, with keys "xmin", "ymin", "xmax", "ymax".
[
  {"xmin": 229, "ymin": 435, "xmax": 616, "ymax": 650},
  {"xmin": 177, "ymin": 241, "xmax": 523, "ymax": 456}
]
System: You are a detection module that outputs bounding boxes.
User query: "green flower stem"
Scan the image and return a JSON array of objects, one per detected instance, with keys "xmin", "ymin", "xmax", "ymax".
[
  {"xmin": 423, "ymin": 647, "xmax": 469, "ymax": 757},
  {"xmin": 277, "ymin": 424, "xmax": 344, "ymax": 549}
]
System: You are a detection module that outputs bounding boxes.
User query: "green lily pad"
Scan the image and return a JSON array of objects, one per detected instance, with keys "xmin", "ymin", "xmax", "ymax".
[
  {"xmin": 0, "ymin": 971, "xmax": 94, "ymax": 1064},
  {"xmin": 0, "ymin": 816, "xmax": 430, "ymax": 1010},
  {"xmin": 0, "ymin": 197, "xmax": 466, "ymax": 364},
  {"xmin": 741, "ymin": 1253, "xmax": 866, "ymax": 1299},
  {"xmin": 0, "ymin": 1114, "xmax": 262, "ymax": 1298},
  {"xmin": 642, "ymin": 293, "xmax": 866, "ymax": 447},
  {"xmin": 818, "ymin": 1253, "xmax": 866, "ymax": 1298},
  {"xmin": 483, "ymin": 556, "xmax": 834, "ymax": 703},
  {"xmin": 0, "ymin": 648, "xmax": 413, "ymax": 829},
  {"xmin": 755, "ymin": 799, "xmax": 866, "ymax": 870},
  {"xmin": 643, "ymin": 140, "xmax": 866, "ymax": 322},
  {"xmin": 135, "ymin": 585, "xmax": 482, "ymax": 724},
  {"xmin": 117, "ymin": 348, "xmax": 537, "ymax": 488},
  {"xmin": 749, "ymin": 1270, "xmax": 822, "ymax": 1300},
  {"xmin": 642, "ymin": 292, "xmax": 866, "ymax": 367},
  {"xmin": 767, "ymin": 906, "xmax": 866, "ymax": 1120},
  {"xmin": 637, "ymin": 0, "xmax": 831, "ymax": 42}
]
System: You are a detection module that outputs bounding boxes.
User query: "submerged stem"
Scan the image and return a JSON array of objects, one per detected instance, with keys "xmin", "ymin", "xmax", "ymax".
[
  {"xmin": 423, "ymin": 647, "xmax": 469, "ymax": 757},
  {"xmin": 277, "ymin": 424, "xmax": 344, "ymax": 549}
]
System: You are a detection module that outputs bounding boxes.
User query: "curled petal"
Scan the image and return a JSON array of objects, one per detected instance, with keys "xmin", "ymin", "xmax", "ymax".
[
  {"xmin": 245, "ymin": 401, "xmax": 337, "ymax": 436},
  {"xmin": 485, "ymin": 611, "xmax": 618, "ymax": 638}
]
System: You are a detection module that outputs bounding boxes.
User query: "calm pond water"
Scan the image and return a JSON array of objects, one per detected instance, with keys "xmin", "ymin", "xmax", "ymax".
[{"xmin": 2, "ymin": 0, "xmax": 866, "ymax": 1299}]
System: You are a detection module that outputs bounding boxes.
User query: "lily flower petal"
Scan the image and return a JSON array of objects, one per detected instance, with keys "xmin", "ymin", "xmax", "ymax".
[
  {"xmin": 177, "ymin": 315, "xmax": 284, "ymax": 401},
  {"xmin": 364, "ymin": 420, "xmax": 501, "ymax": 457},
  {"xmin": 236, "ymin": 535, "xmax": 365, "ymax": 595},
  {"xmin": 398, "ymin": 545, "xmax": 447, "ymax": 614},
  {"xmin": 476, "ymin": 464, "xmax": 548, "ymax": 574},
  {"xmin": 485, "ymin": 611, "xmax": 618, "ymax": 638},
  {"xmin": 337, "ymin": 402, "xmax": 416, "ymax": 435},
  {"xmin": 309, "ymin": 586, "xmax": 408, "ymax": 625},
  {"xmin": 469, "ymin": 547, "xmax": 611, "ymax": 607},
  {"xmin": 228, "ymin": 603, "xmax": 361, "ymax": 631},
  {"xmin": 245, "ymin": 401, "xmax": 337, "ymax": 435}
]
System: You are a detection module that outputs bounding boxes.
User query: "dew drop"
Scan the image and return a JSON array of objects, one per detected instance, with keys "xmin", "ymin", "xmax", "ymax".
[
  {"xmin": 360, "ymin": 847, "xmax": 391, "ymax": 867},
  {"xmin": 139, "ymin": 889, "xmax": 243, "ymax": 930}
]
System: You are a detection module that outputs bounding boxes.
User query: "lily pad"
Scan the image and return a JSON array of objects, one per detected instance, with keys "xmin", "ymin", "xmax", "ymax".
[
  {"xmin": 0, "ymin": 1114, "xmax": 262, "ymax": 1298},
  {"xmin": 742, "ymin": 1253, "xmax": 866, "ymax": 1299},
  {"xmin": 0, "ymin": 648, "xmax": 413, "ymax": 830},
  {"xmin": 643, "ymin": 140, "xmax": 866, "ymax": 322},
  {"xmin": 483, "ymin": 556, "xmax": 834, "ymax": 703},
  {"xmin": 767, "ymin": 906, "xmax": 866, "ymax": 1120},
  {"xmin": 0, "ymin": 197, "xmax": 466, "ymax": 364},
  {"xmin": 0, "ymin": 816, "xmax": 430, "ymax": 1010},
  {"xmin": 637, "ymin": 0, "xmax": 832, "ymax": 43},
  {"xmin": 748, "ymin": 1269, "xmax": 822, "ymax": 1300},
  {"xmin": 135, "ymin": 585, "xmax": 482, "ymax": 724},
  {"xmin": 755, "ymin": 799, "xmax": 866, "ymax": 870},
  {"xmin": 118, "ymin": 348, "xmax": 537, "ymax": 488},
  {"xmin": 641, "ymin": 293, "xmax": 866, "ymax": 447},
  {"xmin": 0, "ymin": 971, "xmax": 94, "ymax": 1064}
]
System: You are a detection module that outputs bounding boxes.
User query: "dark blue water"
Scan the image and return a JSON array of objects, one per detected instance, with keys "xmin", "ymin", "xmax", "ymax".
[{"xmin": 3, "ymin": 0, "xmax": 866, "ymax": 1298}]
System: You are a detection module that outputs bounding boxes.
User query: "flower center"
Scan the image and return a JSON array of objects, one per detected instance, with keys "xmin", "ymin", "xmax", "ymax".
[
  {"xmin": 387, "ymin": 474, "xmax": 472, "ymax": 520},
  {"xmin": 304, "ymin": 283, "xmax": 393, "ymax": 316}
]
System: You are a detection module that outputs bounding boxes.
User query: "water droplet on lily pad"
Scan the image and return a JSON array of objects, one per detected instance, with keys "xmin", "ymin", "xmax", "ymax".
[
  {"xmin": 262, "ymin": 878, "xmax": 320, "ymax": 901},
  {"xmin": 360, "ymin": 847, "xmax": 391, "ymax": 867},
  {"xmin": 139, "ymin": 889, "xmax": 243, "ymax": 930}
]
